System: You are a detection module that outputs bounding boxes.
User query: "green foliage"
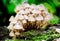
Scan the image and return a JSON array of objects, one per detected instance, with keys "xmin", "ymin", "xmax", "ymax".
[
  {"xmin": 43, "ymin": 2, "xmax": 56, "ymax": 14},
  {"xmin": 3, "ymin": 0, "xmax": 23, "ymax": 14},
  {"xmin": 5, "ymin": 39, "xmax": 32, "ymax": 41},
  {"xmin": 5, "ymin": 39, "xmax": 22, "ymax": 41},
  {"xmin": 28, "ymin": 0, "xmax": 36, "ymax": 4},
  {"xmin": 9, "ymin": 0, "xmax": 23, "ymax": 5},
  {"xmin": 2, "ymin": 0, "xmax": 8, "ymax": 6},
  {"xmin": 7, "ymin": 4, "xmax": 15, "ymax": 14},
  {"xmin": 50, "ymin": 15, "xmax": 59, "ymax": 25},
  {"xmin": 53, "ymin": 0, "xmax": 60, "ymax": 7}
]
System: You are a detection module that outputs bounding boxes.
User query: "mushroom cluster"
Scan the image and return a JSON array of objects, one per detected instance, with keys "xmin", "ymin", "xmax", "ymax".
[{"xmin": 7, "ymin": 3, "xmax": 53, "ymax": 38}]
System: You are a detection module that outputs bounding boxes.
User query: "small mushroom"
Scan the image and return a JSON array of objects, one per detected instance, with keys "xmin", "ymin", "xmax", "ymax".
[
  {"xmin": 22, "ymin": 3, "xmax": 30, "ymax": 8},
  {"xmin": 28, "ymin": 15, "xmax": 35, "ymax": 28},
  {"xmin": 18, "ymin": 15, "xmax": 24, "ymax": 21},
  {"xmin": 13, "ymin": 23, "xmax": 25, "ymax": 31},
  {"xmin": 15, "ymin": 31, "xmax": 20, "ymax": 36},
  {"xmin": 32, "ymin": 10, "xmax": 39, "ymax": 14},
  {"xmin": 22, "ymin": 19, "xmax": 27, "ymax": 24},
  {"xmin": 35, "ymin": 15, "xmax": 43, "ymax": 29},
  {"xmin": 15, "ymin": 5, "xmax": 22, "ymax": 13},
  {"xmin": 39, "ymin": 4, "xmax": 46, "ymax": 11},
  {"xmin": 18, "ymin": 10, "xmax": 25, "ymax": 15},
  {"xmin": 22, "ymin": 19, "xmax": 27, "ymax": 29},
  {"xmin": 35, "ymin": 15, "xmax": 43, "ymax": 21},
  {"xmin": 44, "ymin": 14, "xmax": 53, "ymax": 21},
  {"xmin": 24, "ymin": 15, "xmax": 28, "ymax": 20},
  {"xmin": 9, "ymin": 31, "xmax": 15, "ymax": 37},
  {"xmin": 7, "ymin": 23, "xmax": 14, "ymax": 30},
  {"xmin": 11, "ymin": 19, "xmax": 17, "ymax": 24},
  {"xmin": 41, "ymin": 21, "xmax": 48, "ymax": 30},
  {"xmin": 9, "ymin": 16, "xmax": 14, "ymax": 22}
]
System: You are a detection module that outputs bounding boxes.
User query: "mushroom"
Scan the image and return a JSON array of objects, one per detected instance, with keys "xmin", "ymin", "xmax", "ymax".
[
  {"xmin": 13, "ymin": 23, "xmax": 25, "ymax": 31},
  {"xmin": 15, "ymin": 31, "xmax": 20, "ymax": 36},
  {"xmin": 11, "ymin": 19, "xmax": 17, "ymax": 24},
  {"xmin": 7, "ymin": 3, "xmax": 54, "ymax": 38},
  {"xmin": 15, "ymin": 5, "xmax": 23, "ymax": 13},
  {"xmin": 39, "ymin": 4, "xmax": 46, "ymax": 11},
  {"xmin": 41, "ymin": 21, "xmax": 48, "ymax": 30},
  {"xmin": 7, "ymin": 23, "xmax": 14, "ymax": 30},
  {"xmin": 44, "ymin": 14, "xmax": 53, "ymax": 21},
  {"xmin": 32, "ymin": 10, "xmax": 39, "ymax": 17},
  {"xmin": 22, "ymin": 3, "xmax": 30, "ymax": 9},
  {"xmin": 18, "ymin": 15, "xmax": 24, "ymax": 21},
  {"xmin": 9, "ymin": 16, "xmax": 14, "ymax": 22},
  {"xmin": 24, "ymin": 15, "xmax": 29, "ymax": 20},
  {"xmin": 9, "ymin": 31, "xmax": 15, "ymax": 37},
  {"xmin": 22, "ymin": 19, "xmax": 27, "ymax": 29},
  {"xmin": 28, "ymin": 15, "xmax": 36, "ymax": 28},
  {"xmin": 35, "ymin": 15, "xmax": 43, "ymax": 29},
  {"xmin": 18, "ymin": 10, "xmax": 25, "ymax": 15},
  {"xmin": 30, "ymin": 4, "xmax": 37, "ymax": 10}
]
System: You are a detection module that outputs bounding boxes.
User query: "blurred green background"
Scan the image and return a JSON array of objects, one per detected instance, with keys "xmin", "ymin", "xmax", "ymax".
[{"xmin": 0, "ymin": 0, "xmax": 60, "ymax": 26}]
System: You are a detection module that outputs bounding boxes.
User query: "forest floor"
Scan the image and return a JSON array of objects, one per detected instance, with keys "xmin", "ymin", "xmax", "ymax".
[{"xmin": 0, "ymin": 25, "xmax": 60, "ymax": 41}]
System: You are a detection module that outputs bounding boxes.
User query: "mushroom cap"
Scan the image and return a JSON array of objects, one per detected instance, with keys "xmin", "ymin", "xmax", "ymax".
[
  {"xmin": 15, "ymin": 32, "xmax": 20, "ymax": 35},
  {"xmin": 9, "ymin": 16, "xmax": 14, "ymax": 22},
  {"xmin": 13, "ymin": 23, "xmax": 24, "ymax": 30},
  {"xmin": 18, "ymin": 10, "xmax": 25, "ymax": 15},
  {"xmin": 30, "ymin": 4, "xmax": 36, "ymax": 10},
  {"xmin": 15, "ymin": 5, "xmax": 22, "ymax": 13},
  {"xmin": 15, "ymin": 14, "xmax": 19, "ymax": 20},
  {"xmin": 7, "ymin": 24, "xmax": 14, "ymax": 30},
  {"xmin": 32, "ymin": 10, "xmax": 40, "ymax": 14},
  {"xmin": 28, "ymin": 15, "xmax": 35, "ymax": 22},
  {"xmin": 22, "ymin": 19, "xmax": 27, "ymax": 24},
  {"xmin": 44, "ymin": 14, "xmax": 53, "ymax": 21},
  {"xmin": 39, "ymin": 4, "xmax": 46, "ymax": 11},
  {"xmin": 35, "ymin": 15, "xmax": 43, "ymax": 21},
  {"xmin": 22, "ymin": 3, "xmax": 30, "ymax": 8},
  {"xmin": 11, "ymin": 19, "xmax": 17, "ymax": 24},
  {"xmin": 24, "ymin": 15, "xmax": 28, "ymax": 20},
  {"xmin": 24, "ymin": 9, "xmax": 30, "ymax": 15},
  {"xmin": 9, "ymin": 31, "xmax": 15, "ymax": 37},
  {"xmin": 18, "ymin": 15, "xmax": 24, "ymax": 20}
]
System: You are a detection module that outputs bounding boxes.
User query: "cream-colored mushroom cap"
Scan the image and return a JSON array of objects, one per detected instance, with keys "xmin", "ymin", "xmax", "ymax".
[
  {"xmin": 18, "ymin": 10, "xmax": 25, "ymax": 15},
  {"xmin": 9, "ymin": 31, "xmax": 15, "ymax": 37},
  {"xmin": 35, "ymin": 15, "xmax": 43, "ymax": 21},
  {"xmin": 28, "ymin": 15, "xmax": 35, "ymax": 22},
  {"xmin": 32, "ymin": 10, "xmax": 40, "ymax": 14},
  {"xmin": 7, "ymin": 24, "xmax": 13, "ymax": 30},
  {"xmin": 24, "ymin": 9, "xmax": 30, "ymax": 15},
  {"xmin": 15, "ymin": 5, "xmax": 21, "ymax": 13},
  {"xmin": 44, "ymin": 14, "xmax": 53, "ymax": 21},
  {"xmin": 9, "ymin": 16, "xmax": 14, "ymax": 22},
  {"xmin": 11, "ymin": 19, "xmax": 17, "ymax": 24},
  {"xmin": 22, "ymin": 3, "xmax": 30, "ymax": 8},
  {"xmin": 22, "ymin": 19, "xmax": 27, "ymax": 24},
  {"xmin": 13, "ymin": 23, "xmax": 24, "ymax": 30},
  {"xmin": 24, "ymin": 15, "xmax": 28, "ymax": 20},
  {"xmin": 18, "ymin": 15, "xmax": 24, "ymax": 20},
  {"xmin": 30, "ymin": 4, "xmax": 36, "ymax": 10},
  {"xmin": 15, "ymin": 32, "xmax": 20, "ymax": 35},
  {"xmin": 39, "ymin": 4, "xmax": 46, "ymax": 11}
]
